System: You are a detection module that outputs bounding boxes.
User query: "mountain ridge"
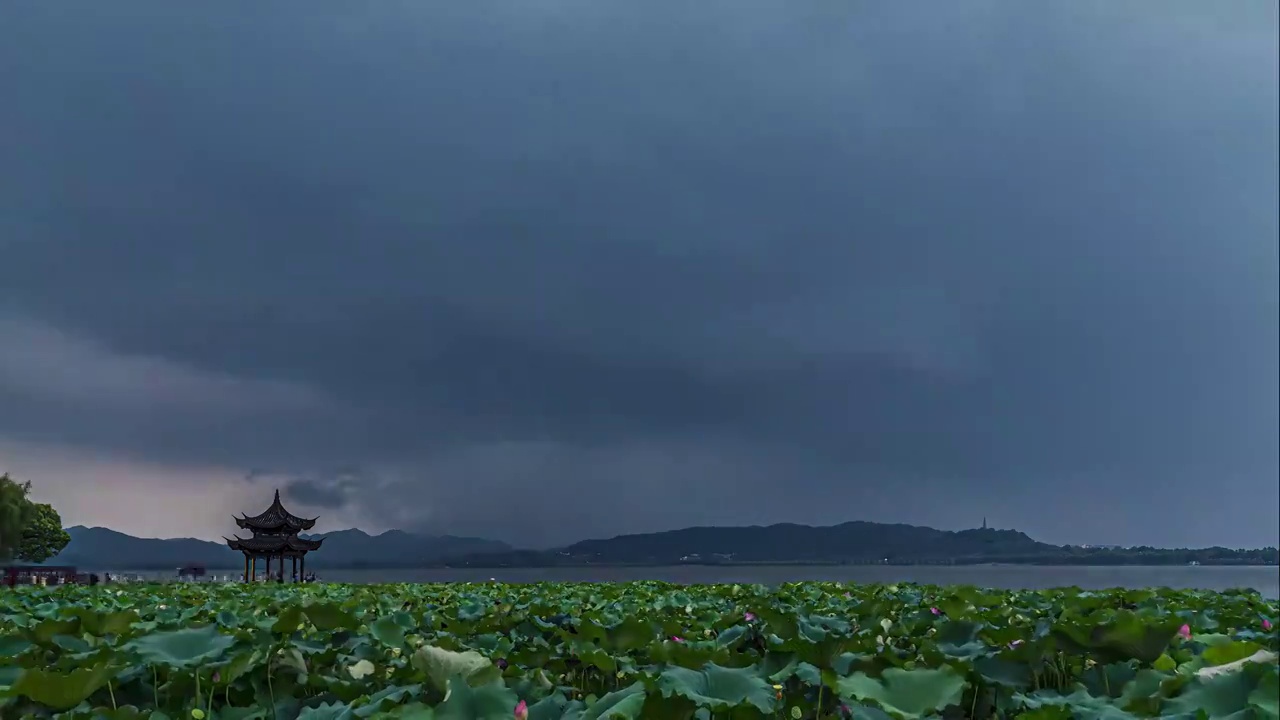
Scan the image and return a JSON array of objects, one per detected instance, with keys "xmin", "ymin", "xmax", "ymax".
[
  {"xmin": 450, "ymin": 520, "xmax": 1053, "ymax": 567},
  {"xmin": 45, "ymin": 526, "xmax": 511, "ymax": 570},
  {"xmin": 35, "ymin": 521, "xmax": 1278, "ymax": 570}
]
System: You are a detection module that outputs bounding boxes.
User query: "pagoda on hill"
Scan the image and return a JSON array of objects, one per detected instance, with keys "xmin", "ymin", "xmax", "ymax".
[{"xmin": 225, "ymin": 489, "xmax": 323, "ymax": 582}]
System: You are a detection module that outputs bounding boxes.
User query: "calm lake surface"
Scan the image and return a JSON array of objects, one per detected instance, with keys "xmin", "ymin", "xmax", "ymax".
[{"xmin": 125, "ymin": 565, "xmax": 1278, "ymax": 597}]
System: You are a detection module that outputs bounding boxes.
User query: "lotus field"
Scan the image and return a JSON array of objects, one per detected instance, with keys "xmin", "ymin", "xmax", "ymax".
[{"xmin": 1, "ymin": 582, "xmax": 1277, "ymax": 719}]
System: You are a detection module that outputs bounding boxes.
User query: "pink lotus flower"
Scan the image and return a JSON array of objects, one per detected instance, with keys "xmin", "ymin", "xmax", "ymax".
[
  {"xmin": 1263, "ymin": 619, "xmax": 1273, "ymax": 631},
  {"xmin": 930, "ymin": 607, "xmax": 940, "ymax": 616},
  {"xmin": 671, "ymin": 635, "xmax": 685, "ymax": 643},
  {"xmin": 744, "ymin": 612, "xmax": 756, "ymax": 622},
  {"xmin": 1178, "ymin": 624, "xmax": 1192, "ymax": 640},
  {"xmin": 514, "ymin": 699, "xmax": 528, "ymax": 720}
]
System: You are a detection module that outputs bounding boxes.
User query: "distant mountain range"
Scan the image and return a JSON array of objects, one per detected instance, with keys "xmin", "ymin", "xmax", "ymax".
[
  {"xmin": 461, "ymin": 524, "xmax": 1276, "ymax": 567},
  {"xmin": 446, "ymin": 522, "xmax": 1056, "ymax": 567},
  {"xmin": 40, "ymin": 521, "xmax": 1277, "ymax": 570},
  {"xmin": 45, "ymin": 526, "xmax": 511, "ymax": 570}
]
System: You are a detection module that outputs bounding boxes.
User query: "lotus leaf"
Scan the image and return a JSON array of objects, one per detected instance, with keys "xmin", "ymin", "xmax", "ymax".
[
  {"xmin": 838, "ymin": 667, "xmax": 967, "ymax": 718},
  {"xmin": 972, "ymin": 655, "xmax": 1032, "ymax": 688},
  {"xmin": 4, "ymin": 663, "xmax": 119, "ymax": 710},
  {"xmin": 1165, "ymin": 662, "xmax": 1278, "ymax": 718},
  {"xmin": 434, "ymin": 677, "xmax": 519, "ymax": 720},
  {"xmin": 933, "ymin": 620, "xmax": 988, "ymax": 659},
  {"xmin": 575, "ymin": 683, "xmax": 647, "ymax": 719},
  {"xmin": 370, "ymin": 615, "xmax": 407, "ymax": 647},
  {"xmin": 297, "ymin": 701, "xmax": 356, "ymax": 719},
  {"xmin": 412, "ymin": 645, "xmax": 493, "ymax": 691},
  {"xmin": 0, "ymin": 579, "xmax": 1273, "ymax": 718},
  {"xmin": 1012, "ymin": 689, "xmax": 1133, "ymax": 716},
  {"xmin": 1203, "ymin": 640, "xmax": 1266, "ymax": 667},
  {"xmin": 657, "ymin": 662, "xmax": 778, "ymax": 714},
  {"xmin": 1051, "ymin": 611, "xmax": 1183, "ymax": 664},
  {"xmin": 1250, "ymin": 669, "xmax": 1279, "ymax": 717},
  {"xmin": 0, "ymin": 634, "xmax": 32, "ymax": 656},
  {"xmin": 303, "ymin": 603, "xmax": 361, "ymax": 631},
  {"xmin": 124, "ymin": 624, "xmax": 236, "ymax": 667}
]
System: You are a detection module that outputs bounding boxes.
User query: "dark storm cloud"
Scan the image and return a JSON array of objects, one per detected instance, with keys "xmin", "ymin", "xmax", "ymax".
[
  {"xmin": 1, "ymin": 1, "xmax": 1276, "ymax": 547},
  {"xmin": 281, "ymin": 470, "xmax": 370, "ymax": 511}
]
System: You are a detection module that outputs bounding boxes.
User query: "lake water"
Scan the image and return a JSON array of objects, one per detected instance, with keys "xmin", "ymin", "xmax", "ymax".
[{"xmin": 120, "ymin": 565, "xmax": 1278, "ymax": 597}]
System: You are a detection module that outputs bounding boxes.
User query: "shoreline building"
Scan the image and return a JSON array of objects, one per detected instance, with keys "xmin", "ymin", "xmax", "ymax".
[{"xmin": 225, "ymin": 490, "xmax": 323, "ymax": 582}]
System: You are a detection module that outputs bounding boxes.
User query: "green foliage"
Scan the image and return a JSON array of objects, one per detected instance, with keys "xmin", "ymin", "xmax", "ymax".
[
  {"xmin": 0, "ymin": 473, "xmax": 34, "ymax": 563},
  {"xmin": 0, "ymin": 581, "xmax": 1275, "ymax": 718},
  {"xmin": 1, "ymin": 473, "xmax": 69, "ymax": 564},
  {"xmin": 17, "ymin": 502, "xmax": 71, "ymax": 564},
  {"xmin": 839, "ymin": 667, "xmax": 967, "ymax": 718}
]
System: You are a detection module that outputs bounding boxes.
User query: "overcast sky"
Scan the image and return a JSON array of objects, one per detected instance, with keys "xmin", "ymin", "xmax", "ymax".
[{"xmin": 1, "ymin": 1, "xmax": 1276, "ymax": 549}]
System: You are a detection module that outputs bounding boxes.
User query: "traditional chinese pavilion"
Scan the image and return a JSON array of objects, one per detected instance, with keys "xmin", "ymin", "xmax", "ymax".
[{"xmin": 225, "ymin": 490, "xmax": 323, "ymax": 582}]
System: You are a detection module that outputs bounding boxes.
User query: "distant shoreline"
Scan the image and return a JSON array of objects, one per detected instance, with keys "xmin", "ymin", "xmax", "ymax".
[
  {"xmin": 87, "ymin": 560, "xmax": 1278, "ymax": 572},
  {"xmin": 57, "ymin": 524, "xmax": 1276, "ymax": 576}
]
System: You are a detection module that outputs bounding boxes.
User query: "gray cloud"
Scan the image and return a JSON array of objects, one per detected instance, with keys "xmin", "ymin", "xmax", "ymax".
[
  {"xmin": 282, "ymin": 474, "xmax": 362, "ymax": 511},
  {"xmin": 0, "ymin": 0, "xmax": 1276, "ymax": 548}
]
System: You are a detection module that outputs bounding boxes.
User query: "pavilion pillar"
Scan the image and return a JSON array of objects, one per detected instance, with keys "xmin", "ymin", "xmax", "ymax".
[
  {"xmin": 228, "ymin": 494, "xmax": 321, "ymax": 586},
  {"xmin": 243, "ymin": 554, "xmax": 249, "ymax": 583}
]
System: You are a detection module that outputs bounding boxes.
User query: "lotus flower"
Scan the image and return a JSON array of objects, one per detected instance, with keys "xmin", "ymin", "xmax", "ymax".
[
  {"xmin": 1178, "ymin": 624, "xmax": 1192, "ymax": 640},
  {"xmin": 930, "ymin": 607, "xmax": 940, "ymax": 616},
  {"xmin": 744, "ymin": 612, "xmax": 756, "ymax": 622},
  {"xmin": 1008, "ymin": 639, "xmax": 1024, "ymax": 649},
  {"xmin": 514, "ymin": 699, "xmax": 528, "ymax": 720},
  {"xmin": 1263, "ymin": 619, "xmax": 1273, "ymax": 631},
  {"xmin": 671, "ymin": 635, "xmax": 685, "ymax": 643}
]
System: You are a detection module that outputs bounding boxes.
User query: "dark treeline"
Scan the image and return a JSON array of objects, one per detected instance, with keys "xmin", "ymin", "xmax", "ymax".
[{"xmin": 441, "ymin": 523, "xmax": 1279, "ymax": 568}]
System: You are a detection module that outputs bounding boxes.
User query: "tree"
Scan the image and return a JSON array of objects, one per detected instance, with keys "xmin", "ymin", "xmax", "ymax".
[
  {"xmin": 0, "ymin": 474, "xmax": 70, "ymax": 564},
  {"xmin": 17, "ymin": 502, "xmax": 71, "ymax": 564},
  {"xmin": 0, "ymin": 473, "xmax": 34, "ymax": 563}
]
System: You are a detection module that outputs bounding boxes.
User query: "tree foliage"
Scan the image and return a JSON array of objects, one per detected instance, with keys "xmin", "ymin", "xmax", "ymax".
[
  {"xmin": 0, "ymin": 473, "xmax": 70, "ymax": 564},
  {"xmin": 0, "ymin": 473, "xmax": 34, "ymax": 563},
  {"xmin": 18, "ymin": 501, "xmax": 71, "ymax": 563}
]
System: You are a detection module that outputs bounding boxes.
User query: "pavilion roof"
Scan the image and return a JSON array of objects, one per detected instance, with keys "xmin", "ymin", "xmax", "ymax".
[
  {"xmin": 234, "ymin": 489, "xmax": 318, "ymax": 532},
  {"xmin": 224, "ymin": 533, "xmax": 323, "ymax": 554}
]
